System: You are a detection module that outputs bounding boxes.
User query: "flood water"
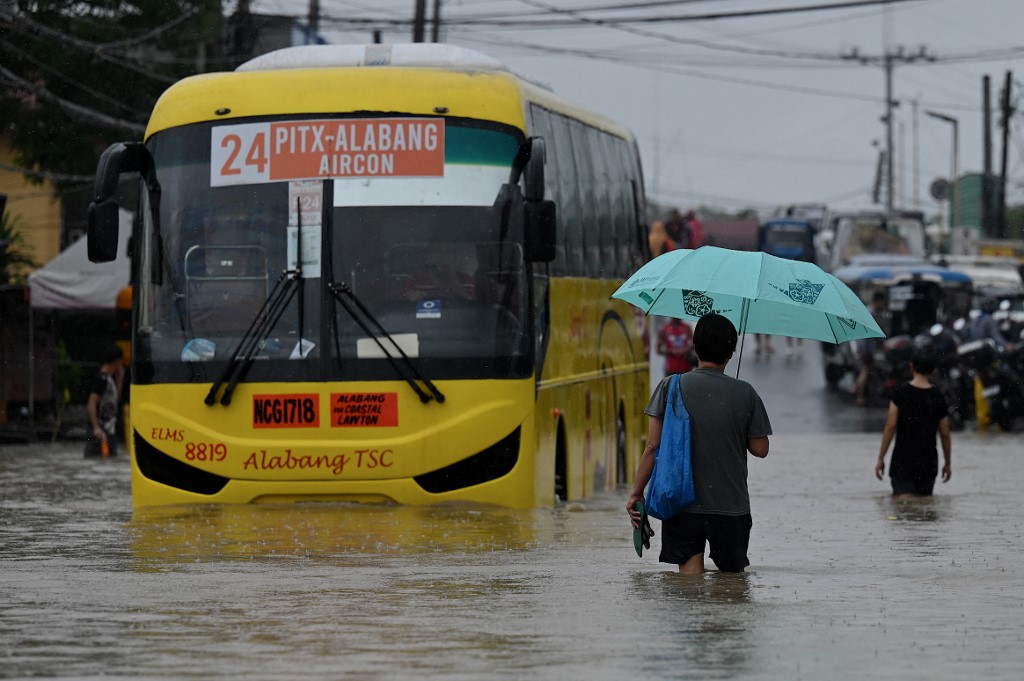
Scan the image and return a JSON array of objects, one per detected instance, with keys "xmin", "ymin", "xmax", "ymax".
[{"xmin": 3, "ymin": 423, "xmax": 1024, "ymax": 680}]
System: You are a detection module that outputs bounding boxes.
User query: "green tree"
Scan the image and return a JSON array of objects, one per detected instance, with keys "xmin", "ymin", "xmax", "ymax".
[
  {"xmin": 0, "ymin": 211, "xmax": 39, "ymax": 284},
  {"xmin": 1006, "ymin": 204, "xmax": 1024, "ymax": 240},
  {"xmin": 0, "ymin": 1, "xmax": 223, "ymax": 186}
]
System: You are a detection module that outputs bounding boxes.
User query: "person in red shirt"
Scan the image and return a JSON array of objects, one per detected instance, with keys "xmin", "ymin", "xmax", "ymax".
[
  {"xmin": 657, "ymin": 317, "xmax": 695, "ymax": 374},
  {"xmin": 685, "ymin": 210, "xmax": 704, "ymax": 248}
]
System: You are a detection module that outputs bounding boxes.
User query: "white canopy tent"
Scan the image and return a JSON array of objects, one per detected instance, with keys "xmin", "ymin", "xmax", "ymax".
[
  {"xmin": 28, "ymin": 209, "xmax": 132, "ymax": 309},
  {"xmin": 24, "ymin": 209, "xmax": 131, "ymax": 427}
]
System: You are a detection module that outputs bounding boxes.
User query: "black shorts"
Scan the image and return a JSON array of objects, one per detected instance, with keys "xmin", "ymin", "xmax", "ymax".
[
  {"xmin": 660, "ymin": 512, "xmax": 752, "ymax": 572},
  {"xmin": 891, "ymin": 477, "xmax": 934, "ymax": 496}
]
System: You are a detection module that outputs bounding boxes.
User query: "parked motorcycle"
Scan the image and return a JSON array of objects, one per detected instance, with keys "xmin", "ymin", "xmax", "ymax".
[
  {"xmin": 957, "ymin": 339, "xmax": 1024, "ymax": 432},
  {"xmin": 918, "ymin": 324, "xmax": 969, "ymax": 431}
]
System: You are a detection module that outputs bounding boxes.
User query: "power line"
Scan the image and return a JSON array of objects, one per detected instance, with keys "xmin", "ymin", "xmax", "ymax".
[
  {"xmin": 3, "ymin": 9, "xmax": 189, "ymax": 84},
  {"xmin": 0, "ymin": 39, "xmax": 147, "ymax": 117},
  {"xmin": 456, "ymin": 33, "xmax": 886, "ymax": 103},
  {"xmin": 316, "ymin": 0, "xmax": 931, "ymax": 29},
  {"xmin": 841, "ymin": 46, "xmax": 938, "ymax": 211},
  {"xmin": 0, "ymin": 161, "xmax": 94, "ymax": 184},
  {"xmin": 0, "ymin": 65, "xmax": 146, "ymax": 134}
]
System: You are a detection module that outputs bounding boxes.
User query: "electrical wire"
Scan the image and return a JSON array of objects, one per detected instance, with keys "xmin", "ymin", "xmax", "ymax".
[
  {"xmin": 0, "ymin": 161, "xmax": 94, "ymax": 183},
  {"xmin": 0, "ymin": 40, "xmax": 147, "ymax": 117},
  {"xmin": 0, "ymin": 65, "xmax": 146, "ymax": 134}
]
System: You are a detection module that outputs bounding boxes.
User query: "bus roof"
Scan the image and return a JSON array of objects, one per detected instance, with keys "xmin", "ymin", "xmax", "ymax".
[
  {"xmin": 237, "ymin": 43, "xmax": 511, "ymax": 74},
  {"xmin": 146, "ymin": 44, "xmax": 632, "ymax": 142}
]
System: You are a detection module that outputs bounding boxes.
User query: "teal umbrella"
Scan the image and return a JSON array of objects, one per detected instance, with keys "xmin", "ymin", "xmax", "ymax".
[{"xmin": 612, "ymin": 246, "xmax": 885, "ymax": 346}]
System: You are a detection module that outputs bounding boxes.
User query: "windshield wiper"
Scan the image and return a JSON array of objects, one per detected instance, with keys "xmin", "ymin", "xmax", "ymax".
[
  {"xmin": 206, "ymin": 197, "xmax": 308, "ymax": 407},
  {"xmin": 328, "ymin": 281, "xmax": 445, "ymax": 404},
  {"xmin": 205, "ymin": 269, "xmax": 300, "ymax": 406}
]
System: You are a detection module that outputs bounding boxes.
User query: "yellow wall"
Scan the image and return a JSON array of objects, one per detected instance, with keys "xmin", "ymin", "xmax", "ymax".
[{"xmin": 1, "ymin": 138, "xmax": 62, "ymax": 268}]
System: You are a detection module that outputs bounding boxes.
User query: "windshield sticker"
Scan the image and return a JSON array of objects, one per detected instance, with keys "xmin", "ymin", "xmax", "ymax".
[
  {"xmin": 331, "ymin": 392, "xmax": 399, "ymax": 427},
  {"xmin": 288, "ymin": 180, "xmax": 323, "ymax": 226},
  {"xmin": 356, "ymin": 333, "xmax": 419, "ymax": 359},
  {"xmin": 416, "ymin": 299, "xmax": 442, "ymax": 319},
  {"xmin": 286, "ymin": 181, "xmax": 323, "ymax": 277},
  {"xmin": 211, "ymin": 118, "xmax": 445, "ymax": 186},
  {"xmin": 290, "ymin": 338, "xmax": 316, "ymax": 359}
]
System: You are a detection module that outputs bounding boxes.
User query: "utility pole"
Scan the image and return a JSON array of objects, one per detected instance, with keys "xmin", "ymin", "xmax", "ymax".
[
  {"xmin": 842, "ymin": 46, "xmax": 935, "ymax": 213},
  {"xmin": 308, "ymin": 0, "xmax": 320, "ymax": 44},
  {"xmin": 983, "ymin": 75, "xmax": 993, "ymax": 238},
  {"xmin": 912, "ymin": 98, "xmax": 920, "ymax": 209},
  {"xmin": 884, "ymin": 55, "xmax": 895, "ymax": 212},
  {"xmin": 926, "ymin": 110, "xmax": 959, "ymax": 232},
  {"xmin": 997, "ymin": 70, "xmax": 1013, "ymax": 239},
  {"xmin": 431, "ymin": 0, "xmax": 442, "ymax": 42},
  {"xmin": 413, "ymin": 0, "xmax": 427, "ymax": 42}
]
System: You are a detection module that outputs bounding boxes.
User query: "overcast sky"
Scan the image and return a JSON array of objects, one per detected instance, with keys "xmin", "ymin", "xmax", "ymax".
[{"xmin": 247, "ymin": 0, "xmax": 1024, "ymax": 218}]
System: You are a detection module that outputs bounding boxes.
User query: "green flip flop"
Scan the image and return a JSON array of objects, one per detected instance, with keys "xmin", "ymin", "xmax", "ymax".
[{"xmin": 633, "ymin": 500, "xmax": 654, "ymax": 557}]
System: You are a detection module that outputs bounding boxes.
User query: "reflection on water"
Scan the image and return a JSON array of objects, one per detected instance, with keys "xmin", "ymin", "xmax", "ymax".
[
  {"xmin": 4, "ymin": 431, "xmax": 1024, "ymax": 680},
  {"xmin": 128, "ymin": 503, "xmax": 539, "ymax": 569},
  {"xmin": 629, "ymin": 572, "xmax": 755, "ymax": 676},
  {"xmin": 878, "ymin": 493, "xmax": 950, "ymax": 524}
]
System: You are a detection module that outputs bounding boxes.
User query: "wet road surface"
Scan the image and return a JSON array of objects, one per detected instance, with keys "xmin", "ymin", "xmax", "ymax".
[{"xmin": 3, "ymin": 340, "xmax": 1023, "ymax": 680}]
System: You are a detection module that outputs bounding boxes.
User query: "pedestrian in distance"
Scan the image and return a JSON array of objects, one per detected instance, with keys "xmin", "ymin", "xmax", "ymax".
[
  {"xmin": 647, "ymin": 219, "xmax": 671, "ymax": 257},
  {"xmin": 875, "ymin": 345, "xmax": 953, "ymax": 499},
  {"xmin": 663, "ymin": 209, "xmax": 692, "ymax": 251},
  {"xmin": 853, "ymin": 291, "xmax": 888, "ymax": 405},
  {"xmin": 84, "ymin": 344, "xmax": 125, "ymax": 458},
  {"xmin": 685, "ymin": 209, "xmax": 704, "ymax": 248},
  {"xmin": 656, "ymin": 316, "xmax": 695, "ymax": 375},
  {"xmin": 969, "ymin": 297, "xmax": 1012, "ymax": 349},
  {"xmin": 753, "ymin": 333, "xmax": 774, "ymax": 356},
  {"xmin": 627, "ymin": 313, "xmax": 772, "ymax": 575}
]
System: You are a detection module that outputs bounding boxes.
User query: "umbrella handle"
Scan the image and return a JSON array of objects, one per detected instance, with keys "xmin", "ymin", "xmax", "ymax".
[{"xmin": 735, "ymin": 298, "xmax": 750, "ymax": 378}]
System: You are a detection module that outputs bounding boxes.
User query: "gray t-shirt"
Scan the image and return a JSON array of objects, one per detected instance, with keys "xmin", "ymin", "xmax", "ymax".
[{"xmin": 644, "ymin": 369, "xmax": 772, "ymax": 516}]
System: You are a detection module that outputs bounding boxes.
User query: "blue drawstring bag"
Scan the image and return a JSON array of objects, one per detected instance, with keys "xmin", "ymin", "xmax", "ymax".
[{"xmin": 645, "ymin": 374, "xmax": 695, "ymax": 520}]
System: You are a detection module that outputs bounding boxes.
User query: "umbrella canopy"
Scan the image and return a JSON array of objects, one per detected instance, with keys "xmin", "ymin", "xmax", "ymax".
[{"xmin": 612, "ymin": 246, "xmax": 885, "ymax": 345}]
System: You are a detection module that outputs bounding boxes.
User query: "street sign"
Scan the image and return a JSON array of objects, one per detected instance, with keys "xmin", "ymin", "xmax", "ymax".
[{"xmin": 930, "ymin": 178, "xmax": 949, "ymax": 201}]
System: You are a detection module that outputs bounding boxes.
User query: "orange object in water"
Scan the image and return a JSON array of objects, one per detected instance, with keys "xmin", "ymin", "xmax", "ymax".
[{"xmin": 101, "ymin": 439, "xmax": 110, "ymax": 457}]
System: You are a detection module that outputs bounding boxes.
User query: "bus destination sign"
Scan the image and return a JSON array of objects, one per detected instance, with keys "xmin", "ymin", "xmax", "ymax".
[{"xmin": 210, "ymin": 118, "xmax": 445, "ymax": 186}]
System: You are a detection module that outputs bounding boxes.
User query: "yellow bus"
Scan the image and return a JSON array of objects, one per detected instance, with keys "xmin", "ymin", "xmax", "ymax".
[{"xmin": 88, "ymin": 43, "xmax": 650, "ymax": 508}]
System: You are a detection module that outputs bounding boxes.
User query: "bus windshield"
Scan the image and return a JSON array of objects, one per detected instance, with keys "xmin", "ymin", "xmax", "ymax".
[
  {"xmin": 764, "ymin": 225, "xmax": 811, "ymax": 251},
  {"xmin": 834, "ymin": 216, "xmax": 925, "ymax": 263},
  {"xmin": 135, "ymin": 117, "xmax": 531, "ymax": 384}
]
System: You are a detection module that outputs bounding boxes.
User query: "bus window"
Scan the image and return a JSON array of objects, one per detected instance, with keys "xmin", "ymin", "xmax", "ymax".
[
  {"xmin": 593, "ymin": 131, "xmax": 620, "ymax": 277},
  {"xmin": 550, "ymin": 113, "xmax": 583, "ymax": 276},
  {"xmin": 570, "ymin": 120, "xmax": 599, "ymax": 277},
  {"xmin": 607, "ymin": 137, "xmax": 631, "ymax": 278}
]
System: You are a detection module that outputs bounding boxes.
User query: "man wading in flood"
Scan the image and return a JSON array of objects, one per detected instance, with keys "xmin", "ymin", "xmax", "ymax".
[{"xmin": 627, "ymin": 313, "xmax": 772, "ymax": 574}]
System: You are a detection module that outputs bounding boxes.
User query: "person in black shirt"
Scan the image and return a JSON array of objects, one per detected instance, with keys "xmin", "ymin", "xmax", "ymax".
[{"xmin": 875, "ymin": 346, "xmax": 952, "ymax": 498}]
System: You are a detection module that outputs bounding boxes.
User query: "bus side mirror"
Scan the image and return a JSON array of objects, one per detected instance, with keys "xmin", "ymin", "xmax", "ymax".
[
  {"xmin": 525, "ymin": 199, "xmax": 556, "ymax": 263},
  {"xmin": 87, "ymin": 201, "xmax": 121, "ymax": 262},
  {"xmin": 88, "ymin": 142, "xmax": 150, "ymax": 263}
]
